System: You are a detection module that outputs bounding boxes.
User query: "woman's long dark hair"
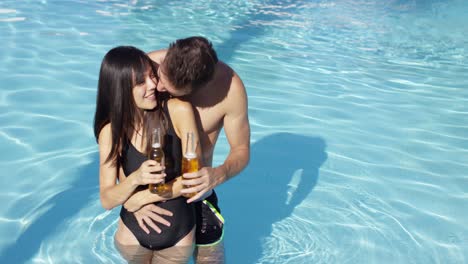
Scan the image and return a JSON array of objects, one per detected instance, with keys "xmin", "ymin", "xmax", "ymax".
[{"xmin": 93, "ymin": 46, "xmax": 167, "ymax": 168}]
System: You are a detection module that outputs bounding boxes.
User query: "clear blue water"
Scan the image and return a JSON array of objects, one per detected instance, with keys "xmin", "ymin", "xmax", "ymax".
[{"xmin": 1, "ymin": 0, "xmax": 467, "ymax": 263}]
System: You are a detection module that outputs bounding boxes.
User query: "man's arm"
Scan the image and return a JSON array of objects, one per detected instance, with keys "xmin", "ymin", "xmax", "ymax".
[
  {"xmin": 181, "ymin": 72, "xmax": 250, "ymax": 202},
  {"xmin": 213, "ymin": 73, "xmax": 250, "ymax": 185}
]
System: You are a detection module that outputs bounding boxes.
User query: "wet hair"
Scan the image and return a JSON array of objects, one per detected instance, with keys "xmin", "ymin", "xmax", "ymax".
[
  {"xmin": 93, "ymin": 46, "xmax": 166, "ymax": 168},
  {"xmin": 163, "ymin": 36, "xmax": 218, "ymax": 92}
]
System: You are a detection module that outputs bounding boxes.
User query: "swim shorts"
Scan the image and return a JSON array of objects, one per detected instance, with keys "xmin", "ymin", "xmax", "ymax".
[{"xmin": 195, "ymin": 191, "xmax": 224, "ymax": 246}]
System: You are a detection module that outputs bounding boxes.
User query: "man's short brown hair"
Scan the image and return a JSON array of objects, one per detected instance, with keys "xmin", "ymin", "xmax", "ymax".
[{"xmin": 163, "ymin": 36, "xmax": 218, "ymax": 92}]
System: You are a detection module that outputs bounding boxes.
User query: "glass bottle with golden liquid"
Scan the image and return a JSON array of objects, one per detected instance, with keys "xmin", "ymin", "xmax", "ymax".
[
  {"xmin": 182, "ymin": 131, "xmax": 198, "ymax": 198},
  {"xmin": 148, "ymin": 128, "xmax": 168, "ymax": 194}
]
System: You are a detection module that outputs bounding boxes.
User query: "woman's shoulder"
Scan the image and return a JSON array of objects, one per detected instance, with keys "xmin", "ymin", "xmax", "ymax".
[
  {"xmin": 167, "ymin": 98, "xmax": 193, "ymax": 115},
  {"xmin": 98, "ymin": 123, "xmax": 112, "ymax": 145},
  {"xmin": 166, "ymin": 98, "xmax": 195, "ymax": 135}
]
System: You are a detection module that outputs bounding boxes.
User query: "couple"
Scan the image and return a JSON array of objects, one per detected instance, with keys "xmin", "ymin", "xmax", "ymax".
[{"xmin": 93, "ymin": 36, "xmax": 250, "ymax": 264}]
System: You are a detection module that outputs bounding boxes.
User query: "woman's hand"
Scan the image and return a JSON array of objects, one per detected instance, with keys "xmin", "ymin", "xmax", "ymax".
[{"xmin": 132, "ymin": 160, "xmax": 166, "ymax": 186}]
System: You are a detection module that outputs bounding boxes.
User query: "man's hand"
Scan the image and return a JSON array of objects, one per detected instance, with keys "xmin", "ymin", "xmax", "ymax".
[
  {"xmin": 181, "ymin": 166, "xmax": 219, "ymax": 203},
  {"xmin": 123, "ymin": 191, "xmax": 145, "ymax": 212},
  {"xmin": 133, "ymin": 204, "xmax": 173, "ymax": 234}
]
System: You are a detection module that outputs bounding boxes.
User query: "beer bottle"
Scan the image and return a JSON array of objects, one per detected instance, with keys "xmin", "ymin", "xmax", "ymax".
[
  {"xmin": 148, "ymin": 128, "xmax": 168, "ymax": 194},
  {"xmin": 182, "ymin": 131, "xmax": 198, "ymax": 198}
]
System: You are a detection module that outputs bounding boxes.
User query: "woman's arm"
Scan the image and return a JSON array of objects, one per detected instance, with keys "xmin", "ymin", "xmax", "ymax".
[
  {"xmin": 99, "ymin": 123, "xmax": 162, "ymax": 210},
  {"xmin": 123, "ymin": 176, "xmax": 184, "ymax": 212},
  {"xmin": 168, "ymin": 98, "xmax": 203, "ymax": 163}
]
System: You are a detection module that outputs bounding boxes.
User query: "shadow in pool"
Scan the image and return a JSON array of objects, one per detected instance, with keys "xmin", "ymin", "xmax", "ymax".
[
  {"xmin": 217, "ymin": 0, "xmax": 303, "ymax": 62},
  {"xmin": 0, "ymin": 152, "xmax": 99, "ymax": 263},
  {"xmin": 218, "ymin": 132, "xmax": 327, "ymax": 263}
]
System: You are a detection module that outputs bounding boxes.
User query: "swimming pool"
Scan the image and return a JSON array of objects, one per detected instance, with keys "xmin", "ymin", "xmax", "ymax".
[{"xmin": 1, "ymin": 0, "xmax": 467, "ymax": 263}]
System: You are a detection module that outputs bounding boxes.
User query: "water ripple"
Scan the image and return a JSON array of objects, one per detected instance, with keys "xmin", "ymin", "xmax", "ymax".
[{"xmin": 1, "ymin": 0, "xmax": 467, "ymax": 263}]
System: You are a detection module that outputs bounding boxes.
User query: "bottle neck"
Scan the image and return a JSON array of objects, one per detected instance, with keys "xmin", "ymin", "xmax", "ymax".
[
  {"xmin": 184, "ymin": 152, "xmax": 197, "ymax": 158},
  {"xmin": 185, "ymin": 131, "xmax": 196, "ymax": 158},
  {"xmin": 152, "ymin": 128, "xmax": 162, "ymax": 148}
]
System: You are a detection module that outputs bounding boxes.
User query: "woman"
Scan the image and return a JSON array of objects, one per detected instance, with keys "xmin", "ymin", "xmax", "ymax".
[{"xmin": 94, "ymin": 46, "xmax": 200, "ymax": 263}]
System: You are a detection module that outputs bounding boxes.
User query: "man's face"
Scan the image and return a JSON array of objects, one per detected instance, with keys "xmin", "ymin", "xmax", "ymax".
[{"xmin": 156, "ymin": 63, "xmax": 191, "ymax": 97}]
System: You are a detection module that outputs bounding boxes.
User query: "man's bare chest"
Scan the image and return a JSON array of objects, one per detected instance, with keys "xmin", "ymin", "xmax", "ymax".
[{"xmin": 195, "ymin": 106, "xmax": 224, "ymax": 134}]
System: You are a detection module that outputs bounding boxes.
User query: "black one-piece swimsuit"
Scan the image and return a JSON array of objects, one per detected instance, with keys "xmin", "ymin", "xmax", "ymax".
[{"xmin": 119, "ymin": 104, "xmax": 195, "ymax": 250}]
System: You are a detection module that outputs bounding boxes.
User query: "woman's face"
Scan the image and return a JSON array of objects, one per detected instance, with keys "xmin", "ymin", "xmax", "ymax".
[{"xmin": 133, "ymin": 68, "xmax": 158, "ymax": 110}]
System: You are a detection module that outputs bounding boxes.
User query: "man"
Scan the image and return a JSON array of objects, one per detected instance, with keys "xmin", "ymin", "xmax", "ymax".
[{"xmin": 139, "ymin": 36, "xmax": 250, "ymax": 263}]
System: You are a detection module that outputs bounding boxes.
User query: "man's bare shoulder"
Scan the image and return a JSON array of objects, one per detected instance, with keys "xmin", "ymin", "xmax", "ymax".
[
  {"xmin": 147, "ymin": 49, "xmax": 167, "ymax": 64},
  {"xmin": 209, "ymin": 61, "xmax": 247, "ymax": 119},
  {"xmin": 221, "ymin": 62, "xmax": 246, "ymax": 103}
]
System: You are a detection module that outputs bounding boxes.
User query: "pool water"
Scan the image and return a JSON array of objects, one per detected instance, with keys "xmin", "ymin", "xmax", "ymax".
[{"xmin": 0, "ymin": 0, "xmax": 467, "ymax": 263}]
